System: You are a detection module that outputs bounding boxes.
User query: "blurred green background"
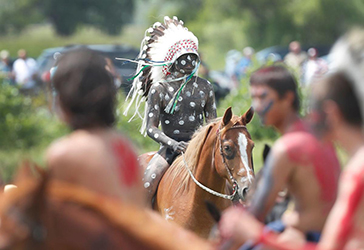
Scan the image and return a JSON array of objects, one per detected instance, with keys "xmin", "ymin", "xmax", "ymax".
[{"xmin": 1, "ymin": 0, "xmax": 360, "ymax": 182}]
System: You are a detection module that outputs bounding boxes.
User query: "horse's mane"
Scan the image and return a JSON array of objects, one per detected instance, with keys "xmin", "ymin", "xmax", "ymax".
[{"xmin": 168, "ymin": 118, "xmax": 221, "ymax": 194}]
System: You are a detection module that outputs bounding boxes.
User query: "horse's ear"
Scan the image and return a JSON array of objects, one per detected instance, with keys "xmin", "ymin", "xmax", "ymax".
[
  {"xmin": 241, "ymin": 107, "xmax": 254, "ymax": 125},
  {"xmin": 14, "ymin": 161, "xmax": 45, "ymax": 184},
  {"xmin": 222, "ymin": 107, "xmax": 233, "ymax": 126}
]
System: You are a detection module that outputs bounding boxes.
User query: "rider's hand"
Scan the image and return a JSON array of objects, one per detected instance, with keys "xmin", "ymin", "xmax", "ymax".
[{"xmin": 172, "ymin": 141, "xmax": 188, "ymax": 153}]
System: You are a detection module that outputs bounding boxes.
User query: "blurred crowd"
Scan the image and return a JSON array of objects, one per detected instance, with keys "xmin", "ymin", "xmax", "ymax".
[
  {"xmin": 0, "ymin": 49, "xmax": 40, "ymax": 90},
  {"xmin": 221, "ymin": 41, "xmax": 329, "ymax": 93}
]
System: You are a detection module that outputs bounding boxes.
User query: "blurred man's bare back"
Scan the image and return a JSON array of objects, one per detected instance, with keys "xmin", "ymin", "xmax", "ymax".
[{"xmin": 47, "ymin": 128, "xmax": 144, "ymax": 206}]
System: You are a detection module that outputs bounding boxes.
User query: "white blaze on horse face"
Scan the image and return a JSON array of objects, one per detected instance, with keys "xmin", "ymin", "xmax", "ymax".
[{"xmin": 238, "ymin": 133, "xmax": 253, "ymax": 183}]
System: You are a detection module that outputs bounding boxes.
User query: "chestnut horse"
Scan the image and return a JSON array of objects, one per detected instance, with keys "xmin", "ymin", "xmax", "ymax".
[{"xmin": 140, "ymin": 107, "xmax": 255, "ymax": 238}]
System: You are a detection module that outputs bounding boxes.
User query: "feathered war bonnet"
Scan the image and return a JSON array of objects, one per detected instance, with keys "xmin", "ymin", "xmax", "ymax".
[
  {"xmin": 123, "ymin": 16, "xmax": 200, "ymax": 135},
  {"xmin": 329, "ymin": 28, "xmax": 364, "ymax": 129}
]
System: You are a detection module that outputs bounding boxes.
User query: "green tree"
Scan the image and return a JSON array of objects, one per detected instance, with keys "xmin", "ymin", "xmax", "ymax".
[{"xmin": 0, "ymin": 0, "xmax": 135, "ymax": 36}]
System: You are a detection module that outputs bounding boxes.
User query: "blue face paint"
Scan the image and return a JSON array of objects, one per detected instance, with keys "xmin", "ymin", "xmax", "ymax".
[{"xmin": 257, "ymin": 99, "xmax": 274, "ymax": 125}]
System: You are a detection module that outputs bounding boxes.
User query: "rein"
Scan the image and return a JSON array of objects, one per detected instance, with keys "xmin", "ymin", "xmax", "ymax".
[{"xmin": 181, "ymin": 123, "xmax": 247, "ymax": 201}]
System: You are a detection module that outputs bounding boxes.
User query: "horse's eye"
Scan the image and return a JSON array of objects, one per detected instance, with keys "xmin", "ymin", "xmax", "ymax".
[{"xmin": 224, "ymin": 145, "xmax": 231, "ymax": 152}]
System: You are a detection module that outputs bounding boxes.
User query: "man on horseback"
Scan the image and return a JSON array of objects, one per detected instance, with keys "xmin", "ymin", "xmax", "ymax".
[{"xmin": 123, "ymin": 16, "xmax": 217, "ymax": 205}]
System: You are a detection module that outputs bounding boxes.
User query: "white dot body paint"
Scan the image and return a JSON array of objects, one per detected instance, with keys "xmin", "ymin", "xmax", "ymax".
[
  {"xmin": 187, "ymin": 55, "xmax": 191, "ymax": 61},
  {"xmin": 238, "ymin": 132, "xmax": 254, "ymax": 183},
  {"xmin": 165, "ymin": 120, "xmax": 170, "ymax": 124},
  {"xmin": 190, "ymin": 102, "xmax": 196, "ymax": 108},
  {"xmin": 209, "ymin": 90, "xmax": 213, "ymax": 97},
  {"xmin": 186, "ymin": 91, "xmax": 191, "ymax": 97},
  {"xmin": 193, "ymin": 82, "xmax": 198, "ymax": 88},
  {"xmin": 164, "ymin": 206, "xmax": 175, "ymax": 221},
  {"xmin": 154, "ymin": 134, "xmax": 159, "ymax": 139},
  {"xmin": 206, "ymin": 112, "xmax": 209, "ymax": 117},
  {"xmin": 173, "ymin": 130, "xmax": 180, "ymax": 134},
  {"xmin": 181, "ymin": 60, "xmax": 186, "ymax": 65},
  {"xmin": 192, "ymin": 60, "xmax": 196, "ymax": 66},
  {"xmin": 144, "ymin": 182, "xmax": 150, "ymax": 188},
  {"xmin": 154, "ymin": 105, "xmax": 159, "ymax": 110},
  {"xmin": 168, "ymin": 87, "xmax": 174, "ymax": 92},
  {"xmin": 151, "ymin": 173, "xmax": 156, "ymax": 179},
  {"xmin": 199, "ymin": 91, "xmax": 205, "ymax": 97},
  {"xmin": 148, "ymin": 128, "xmax": 153, "ymax": 133},
  {"xmin": 151, "ymin": 89, "xmax": 156, "ymax": 94},
  {"xmin": 178, "ymin": 96, "xmax": 183, "ymax": 101},
  {"xmin": 159, "ymin": 93, "xmax": 164, "ymax": 99},
  {"xmin": 148, "ymin": 113, "xmax": 154, "ymax": 117},
  {"xmin": 189, "ymin": 116, "xmax": 195, "ymax": 121},
  {"xmin": 179, "ymin": 120, "xmax": 184, "ymax": 125},
  {"xmin": 167, "ymin": 141, "xmax": 172, "ymax": 145},
  {"xmin": 201, "ymin": 100, "xmax": 206, "ymax": 107},
  {"xmin": 165, "ymin": 95, "xmax": 170, "ymax": 101}
]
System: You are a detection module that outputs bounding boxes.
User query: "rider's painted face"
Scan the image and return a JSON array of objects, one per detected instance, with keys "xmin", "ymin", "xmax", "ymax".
[
  {"xmin": 173, "ymin": 53, "xmax": 199, "ymax": 75},
  {"xmin": 250, "ymin": 85, "xmax": 276, "ymax": 125}
]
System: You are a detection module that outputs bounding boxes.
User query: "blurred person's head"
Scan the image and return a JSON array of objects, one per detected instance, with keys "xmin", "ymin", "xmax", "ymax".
[
  {"xmin": 249, "ymin": 65, "xmax": 300, "ymax": 126},
  {"xmin": 53, "ymin": 49, "xmax": 116, "ymax": 130},
  {"xmin": 308, "ymin": 48, "xmax": 318, "ymax": 59},
  {"xmin": 289, "ymin": 41, "xmax": 301, "ymax": 54},
  {"xmin": 309, "ymin": 72, "xmax": 362, "ymax": 142},
  {"xmin": 17, "ymin": 49, "xmax": 27, "ymax": 60},
  {"xmin": 243, "ymin": 47, "xmax": 255, "ymax": 58},
  {"xmin": 0, "ymin": 50, "xmax": 10, "ymax": 63}
]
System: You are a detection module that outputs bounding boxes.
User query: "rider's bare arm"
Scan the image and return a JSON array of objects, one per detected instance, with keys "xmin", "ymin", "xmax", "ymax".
[
  {"xmin": 146, "ymin": 84, "xmax": 179, "ymax": 149},
  {"xmin": 249, "ymin": 141, "xmax": 294, "ymax": 222},
  {"xmin": 203, "ymin": 80, "xmax": 217, "ymax": 123}
]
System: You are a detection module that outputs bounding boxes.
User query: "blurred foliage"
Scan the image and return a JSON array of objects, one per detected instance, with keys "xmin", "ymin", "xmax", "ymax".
[
  {"xmin": 0, "ymin": 0, "xmax": 134, "ymax": 36},
  {"xmin": 180, "ymin": 0, "xmax": 364, "ymax": 49},
  {"xmin": 217, "ymin": 60, "xmax": 279, "ymax": 142},
  {"xmin": 0, "ymin": 81, "xmax": 69, "ymax": 181}
]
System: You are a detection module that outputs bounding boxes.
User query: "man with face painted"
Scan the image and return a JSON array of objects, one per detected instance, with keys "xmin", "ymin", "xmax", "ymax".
[
  {"xmin": 218, "ymin": 30, "xmax": 364, "ymax": 250},
  {"xmin": 123, "ymin": 16, "xmax": 217, "ymax": 205},
  {"xmin": 238, "ymin": 65, "xmax": 340, "ymax": 244}
]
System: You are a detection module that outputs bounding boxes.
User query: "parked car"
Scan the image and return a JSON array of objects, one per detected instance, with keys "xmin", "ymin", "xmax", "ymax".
[{"xmin": 37, "ymin": 44, "xmax": 139, "ymax": 93}]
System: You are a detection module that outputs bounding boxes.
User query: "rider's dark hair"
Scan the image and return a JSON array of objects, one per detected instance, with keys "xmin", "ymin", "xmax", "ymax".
[
  {"xmin": 53, "ymin": 48, "xmax": 116, "ymax": 130},
  {"xmin": 320, "ymin": 72, "xmax": 362, "ymax": 127},
  {"xmin": 250, "ymin": 65, "xmax": 300, "ymax": 112}
]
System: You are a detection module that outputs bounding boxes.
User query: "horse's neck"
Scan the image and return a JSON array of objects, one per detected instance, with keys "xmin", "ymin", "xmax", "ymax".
[{"xmin": 192, "ymin": 135, "xmax": 227, "ymax": 199}]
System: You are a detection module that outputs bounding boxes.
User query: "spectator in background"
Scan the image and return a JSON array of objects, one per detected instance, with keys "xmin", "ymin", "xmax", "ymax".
[
  {"xmin": 225, "ymin": 49, "xmax": 242, "ymax": 90},
  {"xmin": 284, "ymin": 41, "xmax": 307, "ymax": 77},
  {"xmin": 0, "ymin": 50, "xmax": 14, "ymax": 85},
  {"xmin": 302, "ymin": 48, "xmax": 328, "ymax": 87},
  {"xmin": 236, "ymin": 46, "xmax": 255, "ymax": 80},
  {"xmin": 12, "ymin": 49, "xmax": 38, "ymax": 89}
]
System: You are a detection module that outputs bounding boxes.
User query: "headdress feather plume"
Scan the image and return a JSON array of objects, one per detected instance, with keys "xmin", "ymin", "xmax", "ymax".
[{"xmin": 122, "ymin": 16, "xmax": 199, "ymax": 135}]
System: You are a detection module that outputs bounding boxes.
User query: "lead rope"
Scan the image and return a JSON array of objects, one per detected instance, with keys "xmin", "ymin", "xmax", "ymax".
[{"xmin": 181, "ymin": 152, "xmax": 237, "ymax": 200}]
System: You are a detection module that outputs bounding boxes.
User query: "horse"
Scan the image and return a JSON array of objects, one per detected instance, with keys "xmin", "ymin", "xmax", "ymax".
[
  {"xmin": 140, "ymin": 107, "xmax": 255, "ymax": 238},
  {"xmin": 0, "ymin": 163, "xmax": 212, "ymax": 250}
]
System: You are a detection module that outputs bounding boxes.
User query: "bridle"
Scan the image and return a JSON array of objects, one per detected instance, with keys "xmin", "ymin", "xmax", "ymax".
[{"xmin": 182, "ymin": 122, "xmax": 249, "ymax": 201}]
